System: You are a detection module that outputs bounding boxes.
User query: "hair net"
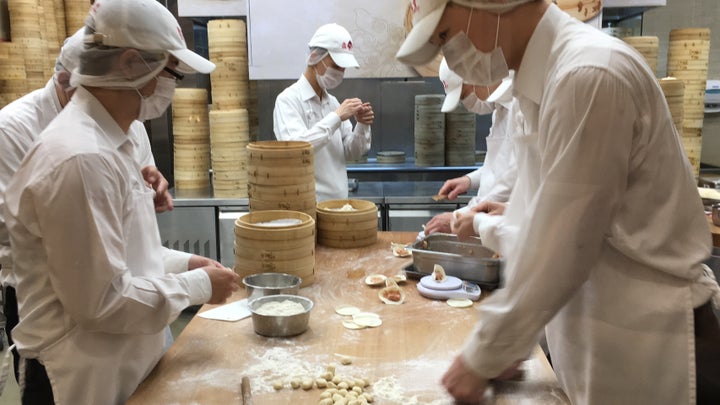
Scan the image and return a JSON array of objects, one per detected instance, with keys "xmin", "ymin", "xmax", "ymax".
[
  {"xmin": 70, "ymin": 25, "xmax": 168, "ymax": 90},
  {"xmin": 452, "ymin": 0, "xmax": 536, "ymax": 14},
  {"xmin": 307, "ymin": 46, "xmax": 329, "ymax": 66},
  {"xmin": 54, "ymin": 28, "xmax": 85, "ymax": 93}
]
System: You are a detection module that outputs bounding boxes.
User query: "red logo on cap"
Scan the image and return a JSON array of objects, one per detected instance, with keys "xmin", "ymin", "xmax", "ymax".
[
  {"xmin": 342, "ymin": 41, "xmax": 353, "ymax": 50},
  {"xmin": 442, "ymin": 80, "xmax": 448, "ymax": 89},
  {"xmin": 411, "ymin": 0, "xmax": 419, "ymax": 13},
  {"xmin": 176, "ymin": 26, "xmax": 184, "ymax": 41},
  {"xmin": 91, "ymin": 1, "xmax": 100, "ymax": 13}
]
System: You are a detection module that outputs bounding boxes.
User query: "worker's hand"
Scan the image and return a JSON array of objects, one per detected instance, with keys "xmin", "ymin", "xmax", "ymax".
[
  {"xmin": 450, "ymin": 211, "xmax": 477, "ymax": 241},
  {"xmin": 438, "ymin": 176, "xmax": 471, "ymax": 200},
  {"xmin": 142, "ymin": 166, "xmax": 174, "ymax": 213},
  {"xmin": 188, "ymin": 255, "xmax": 223, "ymax": 271},
  {"xmin": 469, "ymin": 201, "xmax": 506, "ymax": 216},
  {"xmin": 441, "ymin": 355, "xmax": 490, "ymax": 404},
  {"xmin": 424, "ymin": 212, "xmax": 453, "ymax": 235},
  {"xmin": 335, "ymin": 98, "xmax": 364, "ymax": 121},
  {"xmin": 355, "ymin": 102, "xmax": 374, "ymax": 125},
  {"xmin": 204, "ymin": 266, "xmax": 240, "ymax": 305}
]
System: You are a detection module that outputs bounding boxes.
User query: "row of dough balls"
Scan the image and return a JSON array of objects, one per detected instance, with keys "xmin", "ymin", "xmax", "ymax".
[{"xmin": 271, "ymin": 361, "xmax": 374, "ymax": 404}]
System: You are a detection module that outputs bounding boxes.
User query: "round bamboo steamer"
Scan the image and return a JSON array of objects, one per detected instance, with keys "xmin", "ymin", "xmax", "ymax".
[
  {"xmin": 234, "ymin": 210, "xmax": 315, "ymax": 286},
  {"xmin": 316, "ymin": 199, "xmax": 378, "ymax": 248},
  {"xmin": 659, "ymin": 77, "xmax": 684, "ymax": 127},
  {"xmin": 234, "ymin": 241, "xmax": 314, "ymax": 262},
  {"xmin": 247, "ymin": 140, "xmax": 313, "ymax": 160},
  {"xmin": 63, "ymin": 0, "xmax": 89, "ymax": 36},
  {"xmin": 669, "ymin": 28, "xmax": 710, "ymax": 41},
  {"xmin": 680, "ymin": 134, "xmax": 702, "ymax": 175},
  {"xmin": 175, "ymin": 179, "xmax": 210, "ymax": 190},
  {"xmin": 623, "ymin": 36, "xmax": 659, "ymax": 75}
]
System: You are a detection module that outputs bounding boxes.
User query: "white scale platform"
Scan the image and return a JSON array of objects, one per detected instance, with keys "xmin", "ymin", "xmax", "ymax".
[{"xmin": 416, "ymin": 275, "xmax": 482, "ymax": 301}]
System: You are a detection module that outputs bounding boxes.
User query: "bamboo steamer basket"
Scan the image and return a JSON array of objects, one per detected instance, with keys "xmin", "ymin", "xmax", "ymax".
[
  {"xmin": 659, "ymin": 77, "xmax": 684, "ymax": 130},
  {"xmin": 247, "ymin": 141, "xmax": 316, "ymax": 217},
  {"xmin": 623, "ymin": 36, "xmax": 659, "ymax": 76},
  {"xmin": 667, "ymin": 27, "xmax": 710, "ymax": 135},
  {"xmin": 316, "ymin": 199, "xmax": 378, "ymax": 248},
  {"xmin": 63, "ymin": 0, "xmax": 88, "ymax": 36},
  {"xmin": 234, "ymin": 210, "xmax": 316, "ymax": 286},
  {"xmin": 173, "ymin": 89, "xmax": 211, "ymax": 190},
  {"xmin": 680, "ymin": 134, "xmax": 702, "ymax": 175}
]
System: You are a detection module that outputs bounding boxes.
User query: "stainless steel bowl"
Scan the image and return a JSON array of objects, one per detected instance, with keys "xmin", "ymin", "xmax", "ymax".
[
  {"xmin": 242, "ymin": 273, "xmax": 302, "ymax": 303},
  {"xmin": 248, "ymin": 294, "xmax": 313, "ymax": 337}
]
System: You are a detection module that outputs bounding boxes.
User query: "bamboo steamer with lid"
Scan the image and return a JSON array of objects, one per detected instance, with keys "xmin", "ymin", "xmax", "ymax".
[
  {"xmin": 247, "ymin": 141, "xmax": 316, "ymax": 218},
  {"xmin": 172, "ymin": 89, "xmax": 211, "ymax": 190},
  {"xmin": 234, "ymin": 210, "xmax": 315, "ymax": 287},
  {"xmin": 316, "ymin": 199, "xmax": 378, "ymax": 248},
  {"xmin": 659, "ymin": 77, "xmax": 684, "ymax": 130}
]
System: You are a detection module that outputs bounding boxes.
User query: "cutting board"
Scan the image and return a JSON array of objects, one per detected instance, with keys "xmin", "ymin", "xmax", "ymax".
[{"xmin": 551, "ymin": 0, "xmax": 602, "ymax": 22}]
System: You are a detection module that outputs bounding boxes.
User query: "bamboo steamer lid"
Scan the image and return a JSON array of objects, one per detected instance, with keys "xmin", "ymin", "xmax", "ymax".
[
  {"xmin": 659, "ymin": 77, "xmax": 685, "ymax": 128},
  {"xmin": 233, "ymin": 210, "xmax": 315, "ymax": 286},
  {"xmin": 249, "ymin": 197, "xmax": 317, "ymax": 213},
  {"xmin": 173, "ymin": 89, "xmax": 211, "ymax": 190}
]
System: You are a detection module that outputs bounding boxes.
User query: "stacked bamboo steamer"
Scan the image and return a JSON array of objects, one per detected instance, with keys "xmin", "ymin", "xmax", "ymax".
[
  {"xmin": 0, "ymin": 0, "xmax": 81, "ymax": 109},
  {"xmin": 414, "ymin": 95, "xmax": 446, "ymax": 166},
  {"xmin": 172, "ymin": 89, "xmax": 211, "ymax": 190},
  {"xmin": 623, "ymin": 36, "xmax": 659, "ymax": 76},
  {"xmin": 445, "ymin": 108, "xmax": 476, "ymax": 166},
  {"xmin": 234, "ymin": 210, "xmax": 316, "ymax": 287},
  {"xmin": 667, "ymin": 28, "xmax": 711, "ymax": 177},
  {"xmin": 316, "ymin": 199, "xmax": 378, "ymax": 248},
  {"xmin": 63, "ymin": 0, "xmax": 89, "ymax": 36},
  {"xmin": 659, "ymin": 77, "xmax": 685, "ymax": 131},
  {"xmin": 209, "ymin": 109, "xmax": 249, "ymax": 197},
  {"xmin": 247, "ymin": 141, "xmax": 317, "ymax": 219},
  {"xmin": 207, "ymin": 19, "xmax": 254, "ymax": 196}
]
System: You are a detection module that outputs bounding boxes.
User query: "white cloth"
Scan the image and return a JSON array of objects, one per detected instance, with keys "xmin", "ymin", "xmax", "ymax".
[
  {"xmin": 461, "ymin": 5, "xmax": 717, "ymax": 405},
  {"xmin": 273, "ymin": 74, "xmax": 371, "ymax": 202},
  {"xmin": 3, "ymin": 87, "xmax": 212, "ymax": 405},
  {"xmin": 456, "ymin": 97, "xmax": 519, "ymax": 218},
  {"xmin": 0, "ymin": 79, "xmax": 169, "ymax": 287}
]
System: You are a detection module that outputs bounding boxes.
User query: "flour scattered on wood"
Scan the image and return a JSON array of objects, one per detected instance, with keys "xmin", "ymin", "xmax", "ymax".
[{"xmin": 243, "ymin": 347, "xmax": 326, "ymax": 394}]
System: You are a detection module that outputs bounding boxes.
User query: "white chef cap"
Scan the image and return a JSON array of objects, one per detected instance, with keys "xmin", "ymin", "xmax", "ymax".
[
  {"xmin": 439, "ymin": 58, "xmax": 464, "ymax": 112},
  {"xmin": 70, "ymin": 0, "xmax": 215, "ymax": 89},
  {"xmin": 396, "ymin": 0, "xmax": 536, "ymax": 66},
  {"xmin": 306, "ymin": 23, "xmax": 359, "ymax": 68}
]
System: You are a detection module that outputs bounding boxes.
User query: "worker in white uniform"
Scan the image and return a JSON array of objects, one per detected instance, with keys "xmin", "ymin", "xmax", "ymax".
[
  {"xmin": 424, "ymin": 57, "xmax": 518, "ymax": 235},
  {"xmin": 397, "ymin": 0, "xmax": 720, "ymax": 404},
  {"xmin": 0, "ymin": 28, "xmax": 222, "ymax": 383},
  {"xmin": 273, "ymin": 23, "xmax": 374, "ymax": 202},
  {"xmin": 1, "ymin": 0, "xmax": 240, "ymax": 403}
]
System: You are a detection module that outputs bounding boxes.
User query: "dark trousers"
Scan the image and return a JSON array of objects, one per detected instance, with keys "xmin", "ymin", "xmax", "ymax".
[
  {"xmin": 3, "ymin": 286, "xmax": 19, "ymax": 383},
  {"xmin": 695, "ymin": 300, "xmax": 720, "ymax": 405},
  {"xmin": 21, "ymin": 358, "xmax": 54, "ymax": 405}
]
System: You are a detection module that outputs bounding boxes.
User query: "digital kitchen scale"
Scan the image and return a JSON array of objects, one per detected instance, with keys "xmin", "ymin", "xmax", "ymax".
[{"xmin": 416, "ymin": 275, "xmax": 482, "ymax": 301}]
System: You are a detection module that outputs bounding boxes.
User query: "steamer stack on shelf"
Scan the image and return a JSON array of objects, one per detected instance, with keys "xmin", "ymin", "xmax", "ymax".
[
  {"xmin": 247, "ymin": 141, "xmax": 317, "ymax": 219},
  {"xmin": 444, "ymin": 107, "xmax": 476, "ymax": 166},
  {"xmin": 659, "ymin": 77, "xmax": 685, "ymax": 132},
  {"xmin": 0, "ymin": 0, "xmax": 91, "ymax": 109},
  {"xmin": 206, "ymin": 18, "xmax": 256, "ymax": 197},
  {"xmin": 414, "ymin": 95, "xmax": 446, "ymax": 166},
  {"xmin": 172, "ymin": 89, "xmax": 212, "ymax": 190},
  {"xmin": 623, "ymin": 36, "xmax": 659, "ymax": 76},
  {"xmin": 667, "ymin": 28, "xmax": 711, "ymax": 178}
]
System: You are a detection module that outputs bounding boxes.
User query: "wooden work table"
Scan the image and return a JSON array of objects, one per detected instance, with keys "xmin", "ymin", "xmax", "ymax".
[{"xmin": 127, "ymin": 232, "xmax": 569, "ymax": 404}]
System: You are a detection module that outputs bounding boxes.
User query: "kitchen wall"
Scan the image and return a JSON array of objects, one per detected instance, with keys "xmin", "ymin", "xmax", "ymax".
[{"xmin": 641, "ymin": 0, "xmax": 720, "ymax": 167}]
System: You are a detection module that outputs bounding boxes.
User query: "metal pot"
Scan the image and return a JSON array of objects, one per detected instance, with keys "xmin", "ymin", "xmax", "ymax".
[
  {"xmin": 242, "ymin": 273, "xmax": 301, "ymax": 303},
  {"xmin": 248, "ymin": 294, "xmax": 313, "ymax": 337}
]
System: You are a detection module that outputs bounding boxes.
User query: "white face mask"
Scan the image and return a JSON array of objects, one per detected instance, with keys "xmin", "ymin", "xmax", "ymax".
[
  {"xmin": 442, "ymin": 10, "xmax": 509, "ymax": 86},
  {"xmin": 136, "ymin": 76, "xmax": 176, "ymax": 122},
  {"xmin": 316, "ymin": 60, "xmax": 344, "ymax": 90},
  {"xmin": 461, "ymin": 91, "xmax": 495, "ymax": 115}
]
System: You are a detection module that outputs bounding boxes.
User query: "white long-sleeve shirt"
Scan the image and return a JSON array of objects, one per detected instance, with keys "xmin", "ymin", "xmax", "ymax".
[
  {"xmin": 0, "ymin": 79, "xmax": 191, "ymax": 288},
  {"xmin": 462, "ymin": 4, "xmax": 716, "ymax": 404},
  {"xmin": 273, "ymin": 74, "xmax": 371, "ymax": 202},
  {"xmin": 456, "ymin": 96, "xmax": 519, "ymax": 217},
  {"xmin": 3, "ymin": 87, "xmax": 210, "ymax": 405}
]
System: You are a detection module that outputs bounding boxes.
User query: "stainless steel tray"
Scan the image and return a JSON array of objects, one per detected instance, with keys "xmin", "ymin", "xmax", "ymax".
[{"xmin": 411, "ymin": 233, "xmax": 502, "ymax": 286}]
